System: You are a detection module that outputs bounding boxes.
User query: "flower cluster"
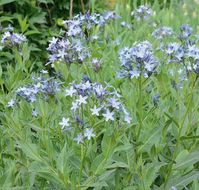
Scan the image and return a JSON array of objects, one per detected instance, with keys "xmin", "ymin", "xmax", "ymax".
[
  {"xmin": 47, "ymin": 11, "xmax": 117, "ymax": 66},
  {"xmin": 131, "ymin": 5, "xmax": 153, "ymax": 21},
  {"xmin": 47, "ymin": 37, "xmax": 90, "ymax": 65},
  {"xmin": 55, "ymin": 77, "xmax": 132, "ymax": 144},
  {"xmin": 179, "ymin": 24, "xmax": 193, "ymax": 41},
  {"xmin": 59, "ymin": 117, "xmax": 95, "ymax": 144},
  {"xmin": 118, "ymin": 41, "xmax": 159, "ymax": 79},
  {"xmin": 63, "ymin": 11, "xmax": 117, "ymax": 37},
  {"xmin": 16, "ymin": 76, "xmax": 60, "ymax": 102},
  {"xmin": 164, "ymin": 42, "xmax": 185, "ymax": 62},
  {"xmin": 152, "ymin": 26, "xmax": 174, "ymax": 40},
  {"xmin": 156, "ymin": 25, "xmax": 199, "ymax": 75},
  {"xmin": 0, "ymin": 24, "xmax": 26, "ymax": 50},
  {"xmin": 0, "ymin": 31, "xmax": 26, "ymax": 48},
  {"xmin": 187, "ymin": 44, "xmax": 199, "ymax": 74},
  {"xmin": 64, "ymin": 78, "xmax": 131, "ymax": 124}
]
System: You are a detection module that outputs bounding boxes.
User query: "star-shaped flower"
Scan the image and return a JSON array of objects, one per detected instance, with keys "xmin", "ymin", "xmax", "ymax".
[
  {"xmin": 74, "ymin": 133, "xmax": 83, "ymax": 144},
  {"xmin": 58, "ymin": 49, "xmax": 66, "ymax": 59},
  {"xmin": 77, "ymin": 95, "xmax": 88, "ymax": 105},
  {"xmin": 59, "ymin": 117, "xmax": 70, "ymax": 129},
  {"xmin": 102, "ymin": 109, "xmax": 114, "ymax": 121},
  {"xmin": 32, "ymin": 109, "xmax": 38, "ymax": 117},
  {"xmin": 71, "ymin": 101, "xmax": 79, "ymax": 111},
  {"xmin": 109, "ymin": 97, "xmax": 120, "ymax": 109},
  {"xmin": 84, "ymin": 128, "xmax": 95, "ymax": 140},
  {"xmin": 90, "ymin": 105, "xmax": 101, "ymax": 116},
  {"xmin": 7, "ymin": 99, "xmax": 16, "ymax": 108},
  {"xmin": 65, "ymin": 86, "xmax": 77, "ymax": 97},
  {"xmin": 81, "ymin": 81, "xmax": 91, "ymax": 90},
  {"xmin": 49, "ymin": 37, "xmax": 58, "ymax": 44}
]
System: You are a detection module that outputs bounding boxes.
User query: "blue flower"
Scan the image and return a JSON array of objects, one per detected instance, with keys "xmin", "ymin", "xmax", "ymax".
[
  {"xmin": 179, "ymin": 24, "xmax": 193, "ymax": 40},
  {"xmin": 131, "ymin": 5, "xmax": 153, "ymax": 21},
  {"xmin": 103, "ymin": 109, "xmax": 114, "ymax": 121},
  {"xmin": 7, "ymin": 99, "xmax": 16, "ymax": 108},
  {"xmin": 90, "ymin": 105, "xmax": 101, "ymax": 116},
  {"xmin": 152, "ymin": 26, "xmax": 173, "ymax": 40},
  {"xmin": 84, "ymin": 128, "xmax": 95, "ymax": 140},
  {"xmin": 118, "ymin": 41, "xmax": 159, "ymax": 79},
  {"xmin": 74, "ymin": 133, "xmax": 83, "ymax": 144}
]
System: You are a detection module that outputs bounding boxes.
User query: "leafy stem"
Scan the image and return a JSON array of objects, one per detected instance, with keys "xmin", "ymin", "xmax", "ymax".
[
  {"xmin": 137, "ymin": 75, "xmax": 143, "ymax": 141},
  {"xmin": 164, "ymin": 74, "xmax": 198, "ymax": 188}
]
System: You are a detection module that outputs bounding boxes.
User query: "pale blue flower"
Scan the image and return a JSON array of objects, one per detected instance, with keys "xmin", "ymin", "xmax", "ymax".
[
  {"xmin": 71, "ymin": 101, "xmax": 79, "ymax": 112},
  {"xmin": 90, "ymin": 105, "xmax": 101, "ymax": 116},
  {"xmin": 84, "ymin": 128, "xmax": 95, "ymax": 140},
  {"xmin": 77, "ymin": 95, "xmax": 88, "ymax": 105},
  {"xmin": 118, "ymin": 41, "xmax": 159, "ymax": 79},
  {"xmin": 103, "ymin": 109, "xmax": 114, "ymax": 121},
  {"xmin": 32, "ymin": 109, "xmax": 38, "ymax": 117},
  {"xmin": 7, "ymin": 99, "xmax": 16, "ymax": 108},
  {"xmin": 74, "ymin": 133, "xmax": 83, "ymax": 144},
  {"xmin": 131, "ymin": 5, "xmax": 153, "ymax": 21},
  {"xmin": 65, "ymin": 86, "xmax": 77, "ymax": 97},
  {"xmin": 152, "ymin": 26, "xmax": 173, "ymax": 40},
  {"xmin": 108, "ymin": 97, "xmax": 120, "ymax": 109},
  {"xmin": 59, "ymin": 117, "xmax": 70, "ymax": 129}
]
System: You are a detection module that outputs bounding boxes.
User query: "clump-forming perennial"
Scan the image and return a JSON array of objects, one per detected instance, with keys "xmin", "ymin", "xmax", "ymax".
[{"xmin": 62, "ymin": 77, "xmax": 131, "ymax": 144}]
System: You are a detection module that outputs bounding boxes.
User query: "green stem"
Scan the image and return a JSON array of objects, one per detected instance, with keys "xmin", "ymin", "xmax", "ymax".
[
  {"xmin": 78, "ymin": 144, "xmax": 86, "ymax": 189},
  {"xmin": 137, "ymin": 75, "xmax": 143, "ymax": 140},
  {"xmin": 164, "ymin": 75, "xmax": 198, "ymax": 188}
]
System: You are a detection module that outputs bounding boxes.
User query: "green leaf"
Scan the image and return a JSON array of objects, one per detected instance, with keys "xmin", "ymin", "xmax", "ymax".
[
  {"xmin": 113, "ymin": 144, "xmax": 133, "ymax": 153},
  {"xmin": 174, "ymin": 149, "xmax": 199, "ymax": 170},
  {"xmin": 0, "ymin": 16, "xmax": 13, "ymax": 22},
  {"xmin": 29, "ymin": 12, "xmax": 46, "ymax": 24},
  {"xmin": 24, "ymin": 30, "xmax": 41, "ymax": 36},
  {"xmin": 98, "ymin": 169, "xmax": 115, "ymax": 182},
  {"xmin": 164, "ymin": 112, "xmax": 180, "ymax": 128},
  {"xmin": 17, "ymin": 15, "xmax": 29, "ymax": 33},
  {"xmin": 0, "ymin": 0, "xmax": 16, "ymax": 6},
  {"xmin": 101, "ymin": 133, "xmax": 115, "ymax": 156},
  {"xmin": 166, "ymin": 171, "xmax": 199, "ymax": 189},
  {"xmin": 29, "ymin": 161, "xmax": 66, "ymax": 188},
  {"xmin": 0, "ymin": 65, "xmax": 2, "ymax": 79},
  {"xmin": 37, "ymin": 0, "xmax": 53, "ymax": 3},
  {"xmin": 18, "ymin": 142, "xmax": 43, "ymax": 162},
  {"xmin": 138, "ymin": 125, "xmax": 162, "ymax": 153},
  {"xmin": 107, "ymin": 161, "xmax": 128, "ymax": 169},
  {"xmin": 91, "ymin": 154, "xmax": 105, "ymax": 173},
  {"xmin": 22, "ymin": 42, "xmax": 30, "ymax": 63},
  {"xmin": 56, "ymin": 144, "xmax": 73, "ymax": 176}
]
